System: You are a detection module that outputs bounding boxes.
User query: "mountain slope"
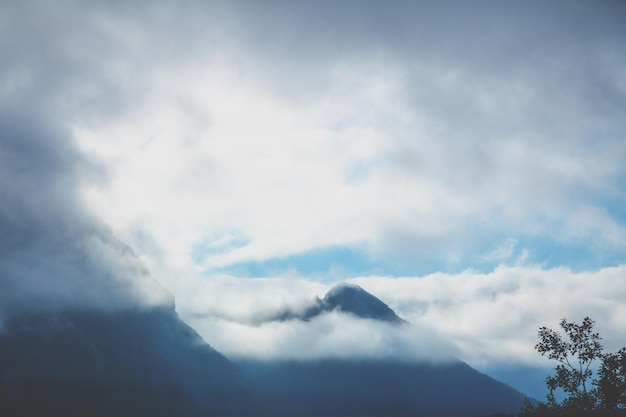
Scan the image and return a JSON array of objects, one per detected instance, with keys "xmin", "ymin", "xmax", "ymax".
[
  {"xmin": 241, "ymin": 282, "xmax": 527, "ymax": 417},
  {"xmin": 0, "ymin": 306, "xmax": 267, "ymax": 417},
  {"xmin": 238, "ymin": 358, "xmax": 527, "ymax": 417}
]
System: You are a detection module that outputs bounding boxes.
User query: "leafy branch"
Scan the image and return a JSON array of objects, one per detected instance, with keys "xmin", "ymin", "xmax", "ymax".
[{"xmin": 525, "ymin": 317, "xmax": 625, "ymax": 413}]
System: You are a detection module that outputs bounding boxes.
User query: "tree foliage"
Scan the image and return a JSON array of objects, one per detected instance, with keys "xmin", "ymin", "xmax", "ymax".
[
  {"xmin": 597, "ymin": 347, "xmax": 626, "ymax": 409},
  {"xmin": 526, "ymin": 317, "xmax": 626, "ymax": 413}
]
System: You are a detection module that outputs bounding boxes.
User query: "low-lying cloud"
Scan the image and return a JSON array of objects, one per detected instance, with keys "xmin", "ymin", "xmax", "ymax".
[
  {"xmin": 175, "ymin": 266, "xmax": 626, "ymax": 365},
  {"xmin": 194, "ymin": 312, "xmax": 457, "ymax": 362},
  {"xmin": 356, "ymin": 266, "xmax": 626, "ymax": 366},
  {"xmin": 164, "ymin": 275, "xmax": 455, "ymax": 361}
]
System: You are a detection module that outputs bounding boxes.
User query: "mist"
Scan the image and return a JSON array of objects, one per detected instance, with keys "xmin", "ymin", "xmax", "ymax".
[
  {"xmin": 171, "ymin": 268, "xmax": 626, "ymax": 366},
  {"xmin": 192, "ymin": 311, "xmax": 457, "ymax": 362},
  {"xmin": 0, "ymin": 123, "xmax": 172, "ymax": 320}
]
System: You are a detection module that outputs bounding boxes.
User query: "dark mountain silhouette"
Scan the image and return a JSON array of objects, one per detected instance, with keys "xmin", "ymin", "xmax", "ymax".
[
  {"xmin": 0, "ymin": 306, "xmax": 268, "ymax": 417},
  {"xmin": 0, "ymin": 269, "xmax": 528, "ymax": 417},
  {"xmin": 271, "ymin": 282, "xmax": 406, "ymax": 324},
  {"xmin": 237, "ymin": 358, "xmax": 528, "ymax": 417},
  {"xmin": 0, "ymin": 228, "xmax": 271, "ymax": 416}
]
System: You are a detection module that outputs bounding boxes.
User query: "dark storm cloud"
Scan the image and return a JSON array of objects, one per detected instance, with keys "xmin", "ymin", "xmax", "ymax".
[
  {"xmin": 231, "ymin": 0, "xmax": 626, "ymax": 161},
  {"xmin": 223, "ymin": 1, "xmax": 626, "ymax": 93},
  {"xmin": 0, "ymin": 103, "xmax": 172, "ymax": 318},
  {"xmin": 0, "ymin": 1, "xmax": 173, "ymax": 320}
]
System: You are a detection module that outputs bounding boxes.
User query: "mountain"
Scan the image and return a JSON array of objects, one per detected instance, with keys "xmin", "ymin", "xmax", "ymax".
[
  {"xmin": 0, "ymin": 264, "xmax": 528, "ymax": 417},
  {"xmin": 238, "ymin": 358, "xmax": 527, "ymax": 417},
  {"xmin": 240, "ymin": 282, "xmax": 528, "ymax": 417},
  {"xmin": 0, "ymin": 305, "xmax": 268, "ymax": 417},
  {"xmin": 0, "ymin": 228, "xmax": 271, "ymax": 416},
  {"xmin": 271, "ymin": 282, "xmax": 406, "ymax": 324}
]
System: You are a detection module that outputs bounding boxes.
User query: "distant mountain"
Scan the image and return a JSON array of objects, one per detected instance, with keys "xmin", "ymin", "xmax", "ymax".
[
  {"xmin": 0, "ymin": 306, "xmax": 268, "ymax": 417},
  {"xmin": 243, "ymin": 282, "xmax": 528, "ymax": 417},
  {"xmin": 0, "ymin": 284, "xmax": 529, "ymax": 417},
  {"xmin": 0, "ymin": 259, "xmax": 528, "ymax": 417},
  {"xmin": 237, "ymin": 358, "xmax": 528, "ymax": 417},
  {"xmin": 271, "ymin": 282, "xmax": 406, "ymax": 324}
]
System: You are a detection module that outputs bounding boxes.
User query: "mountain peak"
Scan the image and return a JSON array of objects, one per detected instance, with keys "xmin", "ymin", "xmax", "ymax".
[
  {"xmin": 322, "ymin": 283, "xmax": 405, "ymax": 323},
  {"xmin": 323, "ymin": 282, "xmax": 364, "ymax": 299},
  {"xmin": 270, "ymin": 283, "xmax": 406, "ymax": 324}
]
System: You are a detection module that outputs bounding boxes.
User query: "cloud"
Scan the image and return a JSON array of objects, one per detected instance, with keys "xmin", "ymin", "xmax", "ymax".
[
  {"xmin": 174, "ymin": 276, "xmax": 457, "ymax": 361},
  {"xmin": 49, "ymin": 0, "xmax": 625, "ymax": 278},
  {"xmin": 171, "ymin": 266, "xmax": 626, "ymax": 365},
  {"xmin": 0, "ymin": 109, "xmax": 172, "ymax": 317},
  {"xmin": 194, "ymin": 312, "xmax": 457, "ymax": 362},
  {"xmin": 0, "ymin": 2, "xmax": 173, "ymax": 320},
  {"xmin": 350, "ymin": 265, "xmax": 626, "ymax": 366},
  {"xmin": 2, "ymin": 0, "xmax": 625, "ymax": 368}
]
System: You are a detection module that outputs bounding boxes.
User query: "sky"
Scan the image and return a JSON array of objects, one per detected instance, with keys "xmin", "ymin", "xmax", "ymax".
[{"xmin": 1, "ymin": 0, "xmax": 626, "ymax": 400}]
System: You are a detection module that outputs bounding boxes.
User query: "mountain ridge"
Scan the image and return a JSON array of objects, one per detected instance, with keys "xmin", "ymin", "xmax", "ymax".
[
  {"xmin": 0, "ymin": 306, "xmax": 269, "ymax": 417},
  {"xmin": 0, "ymin": 290, "xmax": 530, "ymax": 417}
]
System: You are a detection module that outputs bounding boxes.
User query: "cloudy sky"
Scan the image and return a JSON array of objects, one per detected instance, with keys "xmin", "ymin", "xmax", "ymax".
[{"xmin": 2, "ymin": 0, "xmax": 626, "ymax": 399}]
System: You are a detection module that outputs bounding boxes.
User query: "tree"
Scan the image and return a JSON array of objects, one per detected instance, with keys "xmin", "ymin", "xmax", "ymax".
[
  {"xmin": 597, "ymin": 347, "xmax": 626, "ymax": 409},
  {"xmin": 526, "ymin": 317, "xmax": 626, "ymax": 413},
  {"xmin": 536, "ymin": 317, "xmax": 602, "ymax": 410}
]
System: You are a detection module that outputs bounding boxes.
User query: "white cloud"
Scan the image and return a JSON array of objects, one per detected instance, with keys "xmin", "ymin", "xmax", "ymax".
[
  {"xmin": 161, "ymin": 265, "xmax": 626, "ymax": 367},
  {"xmin": 75, "ymin": 50, "xmax": 626, "ymax": 274},
  {"xmin": 350, "ymin": 265, "xmax": 626, "ymax": 366},
  {"xmin": 65, "ymin": 0, "xmax": 625, "ymax": 278},
  {"xmin": 192, "ymin": 313, "xmax": 457, "ymax": 362}
]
